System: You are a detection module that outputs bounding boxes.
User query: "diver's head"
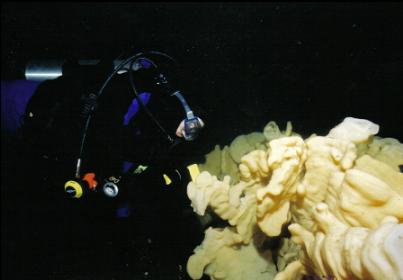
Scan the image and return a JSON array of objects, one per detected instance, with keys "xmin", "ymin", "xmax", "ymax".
[
  {"xmin": 131, "ymin": 58, "xmax": 205, "ymax": 144},
  {"xmin": 141, "ymin": 86, "xmax": 205, "ymax": 148},
  {"xmin": 175, "ymin": 117, "xmax": 205, "ymax": 141}
]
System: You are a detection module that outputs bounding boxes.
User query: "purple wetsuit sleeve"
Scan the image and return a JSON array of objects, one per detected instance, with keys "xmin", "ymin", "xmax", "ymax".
[
  {"xmin": 1, "ymin": 80, "xmax": 42, "ymax": 133},
  {"xmin": 122, "ymin": 92, "xmax": 151, "ymax": 126}
]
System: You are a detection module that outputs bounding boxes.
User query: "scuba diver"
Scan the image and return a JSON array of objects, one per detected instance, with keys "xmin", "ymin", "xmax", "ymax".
[
  {"xmin": 12, "ymin": 51, "xmax": 205, "ymax": 200},
  {"xmin": 23, "ymin": 51, "xmax": 206, "ymax": 213},
  {"xmin": 1, "ymin": 51, "xmax": 206, "ymax": 279}
]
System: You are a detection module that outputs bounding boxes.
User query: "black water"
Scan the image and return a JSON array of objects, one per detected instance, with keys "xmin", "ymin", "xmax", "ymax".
[{"xmin": 2, "ymin": 3, "xmax": 403, "ymax": 280}]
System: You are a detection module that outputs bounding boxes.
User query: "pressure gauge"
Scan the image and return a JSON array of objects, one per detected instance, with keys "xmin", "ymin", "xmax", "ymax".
[{"xmin": 103, "ymin": 182, "xmax": 119, "ymax": 198}]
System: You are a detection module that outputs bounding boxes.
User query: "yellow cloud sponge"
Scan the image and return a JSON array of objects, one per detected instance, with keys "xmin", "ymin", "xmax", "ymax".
[
  {"xmin": 286, "ymin": 205, "xmax": 403, "ymax": 280},
  {"xmin": 186, "ymin": 117, "xmax": 403, "ymax": 280},
  {"xmin": 255, "ymin": 136, "xmax": 307, "ymax": 237},
  {"xmin": 326, "ymin": 167, "xmax": 403, "ymax": 228},
  {"xmin": 187, "ymin": 171, "xmax": 260, "ymax": 243},
  {"xmin": 187, "ymin": 227, "xmax": 277, "ymax": 280}
]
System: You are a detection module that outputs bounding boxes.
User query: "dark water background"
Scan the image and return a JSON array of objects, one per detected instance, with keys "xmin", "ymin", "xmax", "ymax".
[{"xmin": 2, "ymin": 3, "xmax": 403, "ymax": 280}]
